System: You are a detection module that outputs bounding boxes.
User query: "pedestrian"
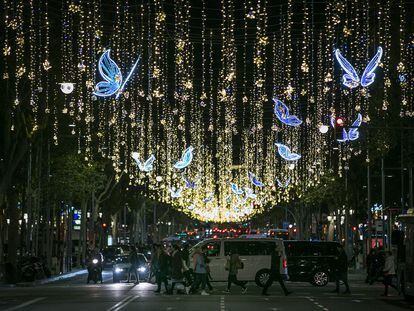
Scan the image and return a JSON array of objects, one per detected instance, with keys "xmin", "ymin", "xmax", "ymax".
[
  {"xmin": 150, "ymin": 244, "xmax": 160, "ymax": 285},
  {"xmin": 223, "ymin": 252, "xmax": 247, "ymax": 294},
  {"xmin": 155, "ymin": 245, "xmax": 170, "ymax": 293},
  {"xmin": 190, "ymin": 247, "xmax": 209, "ymax": 295},
  {"xmin": 332, "ymin": 246, "xmax": 351, "ymax": 294},
  {"xmin": 203, "ymin": 247, "xmax": 214, "ymax": 291},
  {"xmin": 127, "ymin": 246, "xmax": 139, "ymax": 284},
  {"xmin": 382, "ymin": 251, "xmax": 397, "ymax": 296},
  {"xmin": 366, "ymin": 248, "xmax": 375, "ymax": 283},
  {"xmin": 181, "ymin": 244, "xmax": 193, "ymax": 289},
  {"xmin": 262, "ymin": 245, "xmax": 292, "ymax": 296},
  {"xmin": 170, "ymin": 244, "xmax": 186, "ymax": 294}
]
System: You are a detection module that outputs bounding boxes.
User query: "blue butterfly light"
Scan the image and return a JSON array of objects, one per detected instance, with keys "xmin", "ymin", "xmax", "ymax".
[
  {"xmin": 273, "ymin": 99, "xmax": 302, "ymax": 127},
  {"xmin": 276, "ymin": 177, "xmax": 290, "ymax": 188},
  {"xmin": 275, "ymin": 143, "xmax": 301, "ymax": 161},
  {"xmin": 335, "ymin": 47, "xmax": 383, "ymax": 88},
  {"xmin": 174, "ymin": 146, "xmax": 194, "ymax": 170},
  {"xmin": 331, "ymin": 113, "xmax": 362, "ymax": 143},
  {"xmin": 182, "ymin": 175, "xmax": 198, "ymax": 189},
  {"xmin": 93, "ymin": 49, "xmax": 141, "ymax": 99},
  {"xmin": 244, "ymin": 187, "xmax": 257, "ymax": 199},
  {"xmin": 230, "ymin": 183, "xmax": 244, "ymax": 195},
  {"xmin": 169, "ymin": 187, "xmax": 183, "ymax": 199},
  {"xmin": 131, "ymin": 152, "xmax": 155, "ymax": 172},
  {"xmin": 248, "ymin": 172, "xmax": 265, "ymax": 187}
]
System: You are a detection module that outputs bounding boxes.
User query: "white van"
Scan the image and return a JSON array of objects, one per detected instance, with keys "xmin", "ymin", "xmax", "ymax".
[{"xmin": 191, "ymin": 238, "xmax": 288, "ymax": 287}]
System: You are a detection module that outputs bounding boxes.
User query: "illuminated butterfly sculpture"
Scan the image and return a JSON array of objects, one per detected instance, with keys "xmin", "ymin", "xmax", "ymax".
[
  {"xmin": 335, "ymin": 47, "xmax": 383, "ymax": 89},
  {"xmin": 93, "ymin": 49, "xmax": 141, "ymax": 99},
  {"xmin": 275, "ymin": 143, "xmax": 302, "ymax": 161},
  {"xmin": 273, "ymin": 99, "xmax": 303, "ymax": 127},
  {"xmin": 169, "ymin": 187, "xmax": 183, "ymax": 199},
  {"xmin": 276, "ymin": 177, "xmax": 291, "ymax": 188},
  {"xmin": 248, "ymin": 172, "xmax": 265, "ymax": 187},
  {"xmin": 182, "ymin": 175, "xmax": 198, "ymax": 189},
  {"xmin": 131, "ymin": 152, "xmax": 155, "ymax": 172},
  {"xmin": 244, "ymin": 187, "xmax": 257, "ymax": 199},
  {"xmin": 230, "ymin": 183, "xmax": 244, "ymax": 195},
  {"xmin": 202, "ymin": 194, "xmax": 214, "ymax": 203},
  {"xmin": 330, "ymin": 113, "xmax": 363, "ymax": 143},
  {"xmin": 174, "ymin": 146, "xmax": 194, "ymax": 170}
]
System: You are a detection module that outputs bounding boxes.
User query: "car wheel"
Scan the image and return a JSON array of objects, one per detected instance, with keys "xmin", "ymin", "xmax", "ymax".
[
  {"xmin": 312, "ymin": 271, "xmax": 329, "ymax": 287},
  {"xmin": 255, "ymin": 269, "xmax": 271, "ymax": 287}
]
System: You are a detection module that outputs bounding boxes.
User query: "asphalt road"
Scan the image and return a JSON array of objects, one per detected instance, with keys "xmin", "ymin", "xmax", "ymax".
[{"xmin": 0, "ymin": 270, "xmax": 413, "ymax": 311}]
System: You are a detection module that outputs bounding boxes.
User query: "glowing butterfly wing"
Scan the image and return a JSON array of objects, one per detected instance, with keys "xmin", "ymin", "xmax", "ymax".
[
  {"xmin": 182, "ymin": 175, "xmax": 197, "ymax": 189},
  {"xmin": 116, "ymin": 55, "xmax": 141, "ymax": 99},
  {"xmin": 131, "ymin": 152, "xmax": 144, "ymax": 170},
  {"xmin": 244, "ymin": 187, "xmax": 257, "ymax": 199},
  {"xmin": 361, "ymin": 47, "xmax": 383, "ymax": 87},
  {"xmin": 337, "ymin": 128, "xmax": 349, "ymax": 143},
  {"xmin": 93, "ymin": 50, "xmax": 122, "ymax": 97},
  {"xmin": 275, "ymin": 143, "xmax": 302, "ymax": 161},
  {"xmin": 276, "ymin": 177, "xmax": 290, "ymax": 188},
  {"xmin": 142, "ymin": 154, "xmax": 155, "ymax": 172},
  {"xmin": 348, "ymin": 113, "xmax": 362, "ymax": 141},
  {"xmin": 273, "ymin": 99, "xmax": 302, "ymax": 127},
  {"xmin": 248, "ymin": 172, "xmax": 265, "ymax": 187},
  {"xmin": 230, "ymin": 183, "xmax": 244, "ymax": 195},
  {"xmin": 174, "ymin": 146, "xmax": 194, "ymax": 169},
  {"xmin": 170, "ymin": 188, "xmax": 182, "ymax": 198},
  {"xmin": 335, "ymin": 49, "xmax": 360, "ymax": 89}
]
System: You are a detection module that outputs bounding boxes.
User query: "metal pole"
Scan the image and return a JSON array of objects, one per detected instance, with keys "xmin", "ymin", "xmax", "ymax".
[
  {"xmin": 124, "ymin": 203, "xmax": 127, "ymax": 243},
  {"xmin": 367, "ymin": 159, "xmax": 372, "ymax": 251},
  {"xmin": 345, "ymin": 170, "xmax": 349, "ymax": 250},
  {"xmin": 409, "ymin": 167, "xmax": 413, "ymax": 210},
  {"xmin": 381, "ymin": 158, "xmax": 387, "ymax": 249}
]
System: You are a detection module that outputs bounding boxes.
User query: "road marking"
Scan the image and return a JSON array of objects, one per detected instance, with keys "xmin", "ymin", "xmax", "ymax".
[
  {"xmin": 220, "ymin": 296, "xmax": 225, "ymax": 311},
  {"xmin": 352, "ymin": 299, "xmax": 361, "ymax": 303},
  {"xmin": 306, "ymin": 297, "xmax": 329, "ymax": 311},
  {"xmin": 106, "ymin": 295, "xmax": 138, "ymax": 311},
  {"xmin": 4, "ymin": 297, "xmax": 46, "ymax": 311}
]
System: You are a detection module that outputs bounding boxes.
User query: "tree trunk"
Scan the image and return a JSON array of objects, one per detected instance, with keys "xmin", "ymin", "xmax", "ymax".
[
  {"xmin": 80, "ymin": 198, "xmax": 87, "ymax": 267},
  {"xmin": 7, "ymin": 191, "xmax": 19, "ymax": 282},
  {"xmin": 111, "ymin": 213, "xmax": 118, "ymax": 245}
]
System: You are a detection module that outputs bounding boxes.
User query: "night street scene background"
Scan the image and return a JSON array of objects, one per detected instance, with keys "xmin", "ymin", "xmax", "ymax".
[{"xmin": 1, "ymin": 0, "xmax": 414, "ymax": 310}]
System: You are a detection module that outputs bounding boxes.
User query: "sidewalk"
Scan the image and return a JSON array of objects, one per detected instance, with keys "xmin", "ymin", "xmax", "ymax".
[{"xmin": 0, "ymin": 269, "xmax": 87, "ymax": 287}]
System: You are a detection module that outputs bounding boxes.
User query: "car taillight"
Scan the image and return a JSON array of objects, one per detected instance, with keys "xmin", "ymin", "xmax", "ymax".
[{"xmin": 282, "ymin": 259, "xmax": 288, "ymax": 269}]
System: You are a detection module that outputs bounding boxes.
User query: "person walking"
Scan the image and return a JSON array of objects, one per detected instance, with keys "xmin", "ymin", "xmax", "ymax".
[
  {"xmin": 170, "ymin": 244, "xmax": 186, "ymax": 294},
  {"xmin": 262, "ymin": 245, "xmax": 291, "ymax": 296},
  {"xmin": 203, "ymin": 248, "xmax": 214, "ymax": 291},
  {"xmin": 382, "ymin": 251, "xmax": 397, "ymax": 296},
  {"xmin": 332, "ymin": 246, "xmax": 351, "ymax": 294},
  {"xmin": 366, "ymin": 248, "xmax": 376, "ymax": 283},
  {"xmin": 223, "ymin": 252, "xmax": 247, "ymax": 294},
  {"xmin": 127, "ymin": 246, "xmax": 139, "ymax": 284},
  {"xmin": 190, "ymin": 247, "xmax": 209, "ymax": 295},
  {"xmin": 155, "ymin": 245, "xmax": 170, "ymax": 293}
]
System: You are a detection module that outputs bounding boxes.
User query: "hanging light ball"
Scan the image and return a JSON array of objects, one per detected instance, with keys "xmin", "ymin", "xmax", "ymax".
[
  {"xmin": 318, "ymin": 124, "xmax": 329, "ymax": 134},
  {"xmin": 59, "ymin": 82, "xmax": 75, "ymax": 94}
]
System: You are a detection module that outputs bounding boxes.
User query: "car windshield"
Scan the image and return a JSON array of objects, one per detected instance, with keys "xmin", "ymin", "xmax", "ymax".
[{"xmin": 115, "ymin": 256, "xmax": 130, "ymax": 264}]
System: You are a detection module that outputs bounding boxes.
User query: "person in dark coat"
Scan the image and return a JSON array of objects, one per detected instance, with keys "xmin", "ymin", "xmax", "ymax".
[
  {"xmin": 262, "ymin": 245, "xmax": 291, "ymax": 296},
  {"xmin": 155, "ymin": 246, "xmax": 170, "ymax": 293},
  {"xmin": 332, "ymin": 246, "xmax": 350, "ymax": 294},
  {"xmin": 170, "ymin": 244, "xmax": 186, "ymax": 294},
  {"xmin": 223, "ymin": 252, "xmax": 247, "ymax": 294},
  {"xmin": 127, "ymin": 246, "xmax": 139, "ymax": 284}
]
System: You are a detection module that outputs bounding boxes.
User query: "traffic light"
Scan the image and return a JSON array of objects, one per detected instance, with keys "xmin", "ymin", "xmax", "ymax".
[{"xmin": 333, "ymin": 116, "xmax": 346, "ymax": 141}]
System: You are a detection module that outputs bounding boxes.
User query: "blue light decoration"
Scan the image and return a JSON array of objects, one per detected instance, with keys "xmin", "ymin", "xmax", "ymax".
[
  {"xmin": 275, "ymin": 143, "xmax": 302, "ymax": 161},
  {"xmin": 230, "ymin": 183, "xmax": 244, "ymax": 195},
  {"xmin": 276, "ymin": 177, "xmax": 290, "ymax": 188},
  {"xmin": 93, "ymin": 49, "xmax": 141, "ymax": 99},
  {"xmin": 182, "ymin": 175, "xmax": 197, "ymax": 189},
  {"xmin": 174, "ymin": 146, "xmax": 194, "ymax": 170},
  {"xmin": 169, "ymin": 187, "xmax": 183, "ymax": 199},
  {"xmin": 131, "ymin": 152, "xmax": 155, "ymax": 172},
  {"xmin": 202, "ymin": 194, "xmax": 214, "ymax": 203},
  {"xmin": 334, "ymin": 46, "xmax": 383, "ymax": 88},
  {"xmin": 330, "ymin": 113, "xmax": 362, "ymax": 143},
  {"xmin": 244, "ymin": 187, "xmax": 257, "ymax": 199},
  {"xmin": 248, "ymin": 172, "xmax": 265, "ymax": 187},
  {"xmin": 273, "ymin": 99, "xmax": 303, "ymax": 127}
]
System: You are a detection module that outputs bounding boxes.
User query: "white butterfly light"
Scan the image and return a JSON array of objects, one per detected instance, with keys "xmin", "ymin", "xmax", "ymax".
[
  {"xmin": 335, "ymin": 47, "xmax": 383, "ymax": 89},
  {"xmin": 131, "ymin": 152, "xmax": 155, "ymax": 172},
  {"xmin": 169, "ymin": 187, "xmax": 183, "ymax": 198}
]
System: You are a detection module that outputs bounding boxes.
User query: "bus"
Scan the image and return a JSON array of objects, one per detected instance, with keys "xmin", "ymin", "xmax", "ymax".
[{"xmin": 397, "ymin": 210, "xmax": 414, "ymax": 300}]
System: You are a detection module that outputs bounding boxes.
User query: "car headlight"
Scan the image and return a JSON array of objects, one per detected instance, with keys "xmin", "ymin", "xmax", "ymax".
[
  {"xmin": 92, "ymin": 259, "xmax": 99, "ymax": 264},
  {"xmin": 138, "ymin": 266, "xmax": 146, "ymax": 272},
  {"xmin": 115, "ymin": 267, "xmax": 123, "ymax": 273}
]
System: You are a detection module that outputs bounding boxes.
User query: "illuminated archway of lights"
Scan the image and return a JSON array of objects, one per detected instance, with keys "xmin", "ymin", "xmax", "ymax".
[{"xmin": 2, "ymin": 0, "xmax": 412, "ymax": 222}]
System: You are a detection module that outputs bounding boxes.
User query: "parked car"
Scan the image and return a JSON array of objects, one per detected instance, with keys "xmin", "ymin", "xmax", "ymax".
[
  {"xmin": 112, "ymin": 254, "xmax": 149, "ymax": 283},
  {"xmin": 283, "ymin": 240, "xmax": 341, "ymax": 287},
  {"xmin": 191, "ymin": 238, "xmax": 288, "ymax": 287},
  {"xmin": 102, "ymin": 245, "xmax": 133, "ymax": 268}
]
